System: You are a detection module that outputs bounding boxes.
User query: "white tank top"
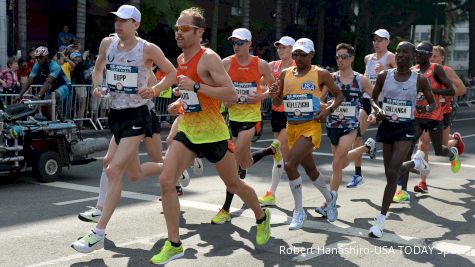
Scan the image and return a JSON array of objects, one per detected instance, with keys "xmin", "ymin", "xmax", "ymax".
[
  {"xmin": 366, "ymin": 51, "xmax": 391, "ymax": 83},
  {"xmin": 380, "ymin": 69, "xmax": 418, "ymax": 122},
  {"xmin": 105, "ymin": 36, "xmax": 151, "ymax": 110}
]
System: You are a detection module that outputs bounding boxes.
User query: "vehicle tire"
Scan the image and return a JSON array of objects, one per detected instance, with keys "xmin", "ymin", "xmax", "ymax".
[{"xmin": 33, "ymin": 151, "xmax": 62, "ymax": 183}]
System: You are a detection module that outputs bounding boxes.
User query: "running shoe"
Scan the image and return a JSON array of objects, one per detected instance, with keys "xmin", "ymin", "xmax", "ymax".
[
  {"xmin": 270, "ymin": 139, "xmax": 282, "ymax": 163},
  {"xmin": 413, "ymin": 150, "xmax": 430, "ymax": 176},
  {"xmin": 289, "ymin": 209, "xmax": 306, "ymax": 230},
  {"xmin": 71, "ymin": 230, "xmax": 105, "ymax": 253},
  {"xmin": 180, "ymin": 169, "xmax": 190, "ymax": 187},
  {"xmin": 369, "ymin": 217, "xmax": 385, "ymax": 238},
  {"xmin": 211, "ymin": 209, "xmax": 231, "ymax": 224},
  {"xmin": 78, "ymin": 207, "xmax": 102, "ymax": 223},
  {"xmin": 347, "ymin": 174, "xmax": 364, "ymax": 188},
  {"xmin": 176, "ymin": 185, "xmax": 183, "ymax": 196},
  {"xmin": 315, "ymin": 203, "xmax": 327, "ymax": 218},
  {"xmin": 238, "ymin": 167, "xmax": 247, "ymax": 179},
  {"xmin": 256, "ymin": 208, "xmax": 271, "ymax": 246},
  {"xmin": 414, "ymin": 181, "xmax": 429, "ymax": 193},
  {"xmin": 453, "ymin": 132, "xmax": 464, "ymax": 155},
  {"xmin": 150, "ymin": 240, "xmax": 184, "ymax": 265},
  {"xmin": 191, "ymin": 158, "xmax": 204, "ymax": 175},
  {"xmin": 392, "ymin": 190, "xmax": 410, "ymax": 204},
  {"xmin": 326, "ymin": 191, "xmax": 338, "ymax": 222},
  {"xmin": 450, "ymin": 147, "xmax": 461, "ymax": 173},
  {"xmin": 365, "ymin": 138, "xmax": 377, "ymax": 159},
  {"xmin": 258, "ymin": 191, "xmax": 276, "ymax": 206}
]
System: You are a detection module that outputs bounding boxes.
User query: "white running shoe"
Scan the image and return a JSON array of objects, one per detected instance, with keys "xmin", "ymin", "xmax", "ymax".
[
  {"xmin": 365, "ymin": 138, "xmax": 377, "ymax": 159},
  {"xmin": 326, "ymin": 191, "xmax": 338, "ymax": 222},
  {"xmin": 369, "ymin": 217, "xmax": 385, "ymax": 238},
  {"xmin": 289, "ymin": 209, "xmax": 306, "ymax": 230},
  {"xmin": 191, "ymin": 158, "xmax": 204, "ymax": 175},
  {"xmin": 71, "ymin": 230, "xmax": 105, "ymax": 253},
  {"xmin": 78, "ymin": 207, "xmax": 102, "ymax": 223},
  {"xmin": 180, "ymin": 169, "xmax": 190, "ymax": 187},
  {"xmin": 413, "ymin": 150, "xmax": 430, "ymax": 176}
]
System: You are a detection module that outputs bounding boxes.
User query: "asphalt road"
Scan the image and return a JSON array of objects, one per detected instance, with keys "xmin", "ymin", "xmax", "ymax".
[{"xmin": 1, "ymin": 110, "xmax": 475, "ymax": 266}]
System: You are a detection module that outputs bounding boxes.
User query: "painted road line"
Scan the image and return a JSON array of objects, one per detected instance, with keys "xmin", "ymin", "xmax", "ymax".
[
  {"xmin": 453, "ymin": 117, "xmax": 475, "ymax": 122},
  {"xmin": 53, "ymin": 197, "xmax": 98, "ymax": 206}
]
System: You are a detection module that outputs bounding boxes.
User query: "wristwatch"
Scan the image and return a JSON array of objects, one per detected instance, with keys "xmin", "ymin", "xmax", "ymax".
[{"xmin": 193, "ymin": 82, "xmax": 201, "ymax": 93}]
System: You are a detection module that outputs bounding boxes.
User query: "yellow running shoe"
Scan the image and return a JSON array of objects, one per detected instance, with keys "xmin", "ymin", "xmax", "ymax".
[
  {"xmin": 211, "ymin": 209, "xmax": 231, "ymax": 224},
  {"xmin": 256, "ymin": 208, "xmax": 271, "ymax": 246},
  {"xmin": 258, "ymin": 191, "xmax": 276, "ymax": 206},
  {"xmin": 270, "ymin": 139, "xmax": 282, "ymax": 163},
  {"xmin": 450, "ymin": 147, "xmax": 461, "ymax": 173},
  {"xmin": 392, "ymin": 190, "xmax": 410, "ymax": 204},
  {"xmin": 150, "ymin": 240, "xmax": 184, "ymax": 265}
]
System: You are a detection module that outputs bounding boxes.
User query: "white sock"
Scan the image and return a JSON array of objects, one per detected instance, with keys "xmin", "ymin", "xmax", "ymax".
[
  {"xmin": 312, "ymin": 174, "xmax": 332, "ymax": 203},
  {"xmin": 289, "ymin": 177, "xmax": 303, "ymax": 211},
  {"xmin": 96, "ymin": 169, "xmax": 108, "ymax": 209},
  {"xmin": 270, "ymin": 159, "xmax": 284, "ymax": 194},
  {"xmin": 93, "ymin": 227, "xmax": 105, "ymax": 237},
  {"xmin": 376, "ymin": 213, "xmax": 386, "ymax": 223}
]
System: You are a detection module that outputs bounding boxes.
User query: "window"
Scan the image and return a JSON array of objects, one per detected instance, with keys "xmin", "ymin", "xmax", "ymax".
[
  {"xmin": 231, "ymin": 0, "xmax": 242, "ymax": 16},
  {"xmin": 420, "ymin": 32, "xmax": 430, "ymax": 41},
  {"xmin": 452, "ymin": 50, "xmax": 468, "ymax": 61},
  {"xmin": 454, "ymin": 33, "xmax": 469, "ymax": 45}
]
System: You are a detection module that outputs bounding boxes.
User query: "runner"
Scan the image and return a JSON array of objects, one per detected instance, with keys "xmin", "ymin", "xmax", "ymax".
[
  {"xmin": 394, "ymin": 41, "xmax": 460, "ymax": 203},
  {"xmin": 211, "ymin": 28, "xmax": 280, "ymax": 224},
  {"xmin": 71, "ymin": 5, "xmax": 176, "ymax": 253},
  {"xmin": 318, "ymin": 43, "xmax": 377, "ymax": 222},
  {"xmin": 412, "ymin": 45, "xmax": 466, "ymax": 193},
  {"xmin": 349, "ymin": 29, "xmax": 396, "ymax": 188},
  {"xmin": 259, "ymin": 36, "xmax": 296, "ymax": 206},
  {"xmin": 269, "ymin": 38, "xmax": 343, "ymax": 230},
  {"xmin": 150, "ymin": 8, "xmax": 271, "ymax": 265},
  {"xmin": 369, "ymin": 41, "xmax": 436, "ymax": 238}
]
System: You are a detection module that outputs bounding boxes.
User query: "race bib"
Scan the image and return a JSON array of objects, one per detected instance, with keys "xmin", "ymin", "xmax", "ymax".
[
  {"xmin": 180, "ymin": 90, "xmax": 201, "ymax": 113},
  {"xmin": 234, "ymin": 82, "xmax": 257, "ymax": 104},
  {"xmin": 382, "ymin": 97, "xmax": 412, "ymax": 122},
  {"xmin": 283, "ymin": 94, "xmax": 319, "ymax": 121},
  {"xmin": 331, "ymin": 102, "xmax": 357, "ymax": 121},
  {"xmin": 106, "ymin": 64, "xmax": 138, "ymax": 94}
]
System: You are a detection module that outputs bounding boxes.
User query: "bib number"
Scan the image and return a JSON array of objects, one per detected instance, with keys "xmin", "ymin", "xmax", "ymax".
[
  {"xmin": 234, "ymin": 82, "xmax": 257, "ymax": 104},
  {"xmin": 180, "ymin": 90, "xmax": 201, "ymax": 112},
  {"xmin": 283, "ymin": 94, "xmax": 319, "ymax": 121},
  {"xmin": 331, "ymin": 102, "xmax": 357, "ymax": 121},
  {"xmin": 106, "ymin": 64, "xmax": 138, "ymax": 94},
  {"xmin": 382, "ymin": 97, "xmax": 412, "ymax": 122}
]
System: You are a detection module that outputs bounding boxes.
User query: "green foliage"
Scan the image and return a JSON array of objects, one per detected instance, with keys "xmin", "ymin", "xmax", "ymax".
[{"xmin": 139, "ymin": 0, "xmax": 196, "ymax": 33}]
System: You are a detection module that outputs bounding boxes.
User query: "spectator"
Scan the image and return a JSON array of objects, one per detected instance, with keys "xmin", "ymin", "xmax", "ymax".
[
  {"xmin": 26, "ymin": 47, "xmax": 36, "ymax": 71},
  {"xmin": 16, "ymin": 58, "xmax": 30, "ymax": 86},
  {"xmin": 70, "ymin": 51, "xmax": 88, "ymax": 127},
  {"xmin": 57, "ymin": 51, "xmax": 76, "ymax": 81},
  {"xmin": 0, "ymin": 57, "xmax": 20, "ymax": 105},
  {"xmin": 57, "ymin": 25, "xmax": 76, "ymax": 51}
]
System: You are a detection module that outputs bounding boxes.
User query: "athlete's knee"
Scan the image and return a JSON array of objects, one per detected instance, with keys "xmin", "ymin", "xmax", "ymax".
[
  {"xmin": 284, "ymin": 158, "xmax": 299, "ymax": 173},
  {"xmin": 224, "ymin": 179, "xmax": 242, "ymax": 194},
  {"xmin": 105, "ymin": 164, "xmax": 122, "ymax": 182},
  {"xmin": 386, "ymin": 166, "xmax": 399, "ymax": 180},
  {"xmin": 419, "ymin": 140, "xmax": 430, "ymax": 152},
  {"xmin": 102, "ymin": 155, "xmax": 112, "ymax": 168},
  {"xmin": 159, "ymin": 173, "xmax": 177, "ymax": 193},
  {"xmin": 127, "ymin": 170, "xmax": 142, "ymax": 182}
]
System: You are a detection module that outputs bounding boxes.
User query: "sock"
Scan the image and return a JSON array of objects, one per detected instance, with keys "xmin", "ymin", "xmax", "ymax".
[
  {"xmin": 169, "ymin": 240, "xmax": 182, "ymax": 247},
  {"xmin": 413, "ymin": 158, "xmax": 421, "ymax": 169},
  {"xmin": 312, "ymin": 175, "xmax": 332, "ymax": 203},
  {"xmin": 289, "ymin": 177, "xmax": 303, "ymax": 211},
  {"xmin": 251, "ymin": 147, "xmax": 274, "ymax": 164},
  {"xmin": 376, "ymin": 213, "xmax": 386, "ymax": 223},
  {"xmin": 256, "ymin": 210, "xmax": 267, "ymax": 224},
  {"xmin": 449, "ymin": 150, "xmax": 456, "ymax": 161},
  {"xmin": 96, "ymin": 169, "xmax": 108, "ymax": 208},
  {"xmin": 270, "ymin": 159, "xmax": 284, "ymax": 194},
  {"xmin": 222, "ymin": 191, "xmax": 234, "ymax": 211},
  {"xmin": 93, "ymin": 227, "xmax": 105, "ymax": 237},
  {"xmin": 355, "ymin": 167, "xmax": 362, "ymax": 176}
]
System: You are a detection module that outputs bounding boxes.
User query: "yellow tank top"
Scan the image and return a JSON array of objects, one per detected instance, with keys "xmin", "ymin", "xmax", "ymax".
[
  {"xmin": 228, "ymin": 56, "xmax": 262, "ymax": 122},
  {"xmin": 283, "ymin": 66, "xmax": 322, "ymax": 121}
]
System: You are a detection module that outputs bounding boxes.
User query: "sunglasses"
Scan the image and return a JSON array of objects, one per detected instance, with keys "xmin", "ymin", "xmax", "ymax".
[
  {"xmin": 292, "ymin": 52, "xmax": 309, "ymax": 57},
  {"xmin": 231, "ymin": 40, "xmax": 247, "ymax": 46},
  {"xmin": 416, "ymin": 49, "xmax": 432, "ymax": 55},
  {"xmin": 174, "ymin": 24, "xmax": 199, "ymax": 32},
  {"xmin": 335, "ymin": 54, "xmax": 352, "ymax": 60}
]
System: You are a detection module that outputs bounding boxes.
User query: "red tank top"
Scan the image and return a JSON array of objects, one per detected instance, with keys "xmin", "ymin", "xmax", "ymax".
[
  {"xmin": 413, "ymin": 63, "xmax": 444, "ymax": 121},
  {"xmin": 271, "ymin": 60, "xmax": 296, "ymax": 112}
]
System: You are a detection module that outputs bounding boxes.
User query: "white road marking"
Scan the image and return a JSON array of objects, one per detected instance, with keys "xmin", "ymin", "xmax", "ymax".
[
  {"xmin": 53, "ymin": 197, "xmax": 99, "ymax": 206},
  {"xmin": 453, "ymin": 117, "xmax": 475, "ymax": 122}
]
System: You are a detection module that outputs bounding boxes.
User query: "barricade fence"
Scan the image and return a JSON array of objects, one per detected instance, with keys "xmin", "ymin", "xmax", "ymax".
[
  {"xmin": 0, "ymin": 85, "xmax": 273, "ymax": 131},
  {"xmin": 4, "ymin": 84, "xmax": 471, "ymax": 131}
]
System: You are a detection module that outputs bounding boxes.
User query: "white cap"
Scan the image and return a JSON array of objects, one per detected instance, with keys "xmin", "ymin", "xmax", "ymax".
[
  {"xmin": 110, "ymin": 5, "xmax": 141, "ymax": 23},
  {"xmin": 371, "ymin": 29, "xmax": 390, "ymax": 40},
  {"xmin": 274, "ymin": 36, "xmax": 295, "ymax": 47},
  {"xmin": 228, "ymin": 28, "xmax": 252, "ymax": 41},
  {"xmin": 292, "ymin": 38, "xmax": 315, "ymax": 53}
]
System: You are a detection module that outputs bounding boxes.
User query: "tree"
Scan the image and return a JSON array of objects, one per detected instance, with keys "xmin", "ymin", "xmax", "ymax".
[
  {"xmin": 211, "ymin": 0, "xmax": 219, "ymax": 51},
  {"xmin": 469, "ymin": 0, "xmax": 475, "ymax": 77},
  {"xmin": 242, "ymin": 0, "xmax": 250, "ymax": 28},
  {"xmin": 76, "ymin": 0, "xmax": 86, "ymax": 48},
  {"xmin": 18, "ymin": 0, "xmax": 26, "ymax": 54}
]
